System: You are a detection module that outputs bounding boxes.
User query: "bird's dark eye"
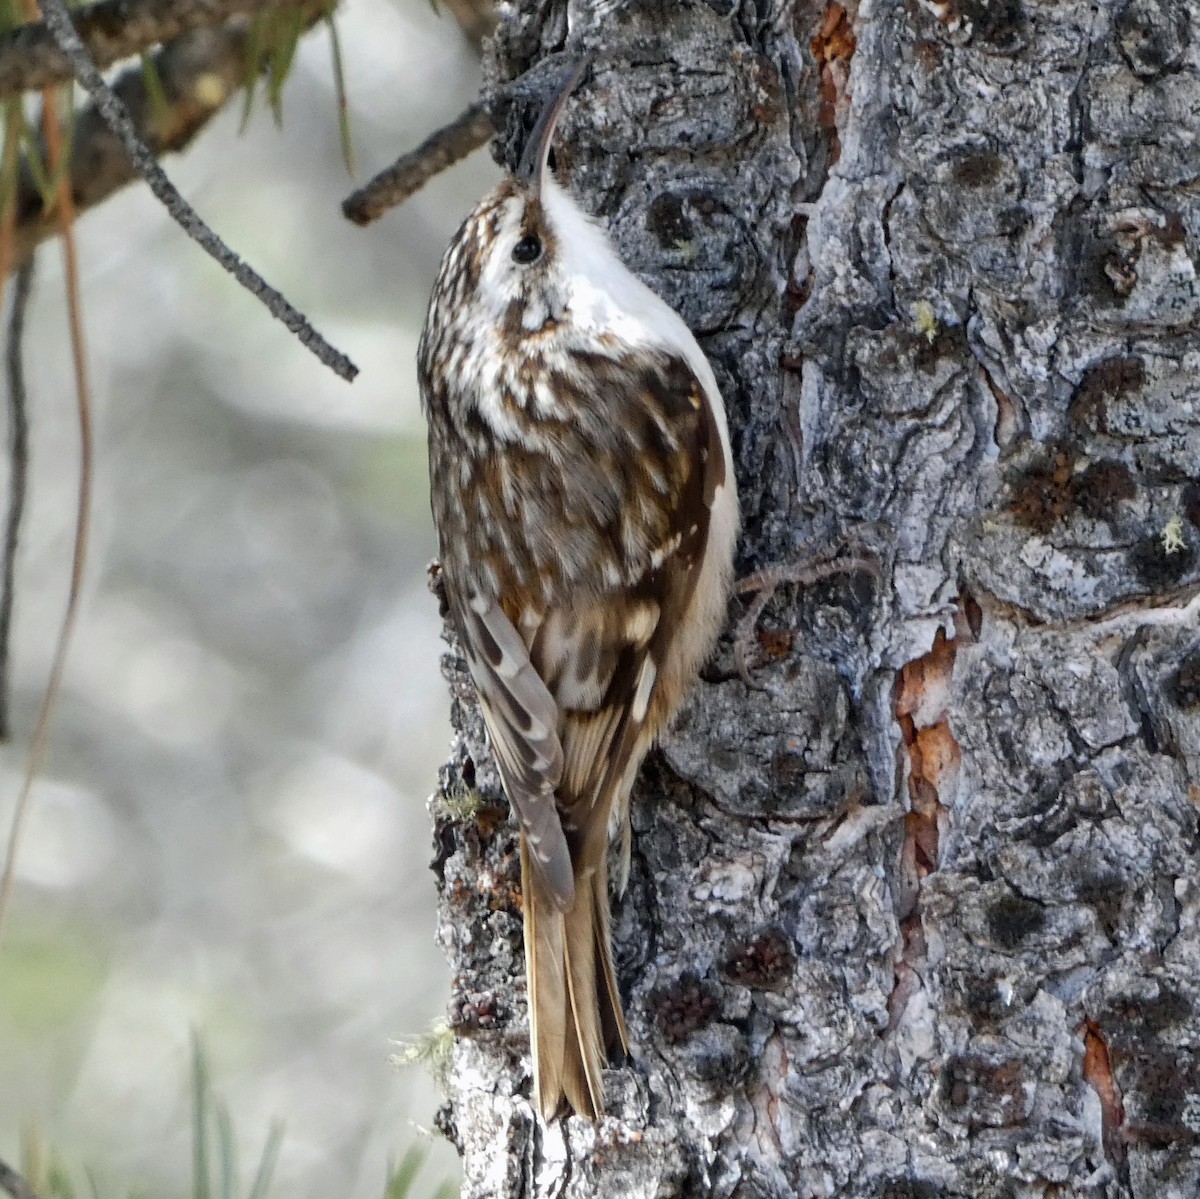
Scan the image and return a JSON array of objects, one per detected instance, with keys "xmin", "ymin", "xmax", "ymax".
[{"xmin": 512, "ymin": 234, "xmax": 542, "ymax": 265}]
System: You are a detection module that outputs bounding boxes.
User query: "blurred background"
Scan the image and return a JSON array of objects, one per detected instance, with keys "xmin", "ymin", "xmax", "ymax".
[{"xmin": 0, "ymin": 0, "xmax": 500, "ymax": 1194}]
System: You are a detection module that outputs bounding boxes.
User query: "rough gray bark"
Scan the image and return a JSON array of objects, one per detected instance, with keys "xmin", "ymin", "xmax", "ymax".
[{"xmin": 427, "ymin": 1, "xmax": 1200, "ymax": 1195}]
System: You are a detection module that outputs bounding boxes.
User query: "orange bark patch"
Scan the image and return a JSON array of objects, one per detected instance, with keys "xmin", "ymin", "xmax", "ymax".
[
  {"xmin": 811, "ymin": 3, "xmax": 856, "ymax": 154},
  {"xmin": 886, "ymin": 629, "xmax": 963, "ymax": 1034},
  {"xmin": 1081, "ymin": 1020, "xmax": 1127, "ymax": 1164},
  {"xmin": 896, "ymin": 625, "xmax": 956, "ymax": 726},
  {"xmin": 912, "ymin": 722, "xmax": 962, "ymax": 793},
  {"xmin": 812, "ymin": 3, "xmax": 857, "ymax": 63},
  {"xmin": 895, "ymin": 627, "xmax": 960, "ymax": 877}
]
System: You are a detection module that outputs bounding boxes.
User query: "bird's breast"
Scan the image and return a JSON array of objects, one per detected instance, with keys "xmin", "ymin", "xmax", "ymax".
[{"xmin": 432, "ymin": 374, "xmax": 690, "ymax": 609}]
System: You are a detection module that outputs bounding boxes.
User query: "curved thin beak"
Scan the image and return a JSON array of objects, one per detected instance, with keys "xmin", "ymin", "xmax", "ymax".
[{"xmin": 516, "ymin": 56, "xmax": 591, "ymax": 196}]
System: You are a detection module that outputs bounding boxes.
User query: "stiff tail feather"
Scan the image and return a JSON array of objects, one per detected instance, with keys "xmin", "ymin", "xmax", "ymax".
[{"xmin": 522, "ymin": 839, "xmax": 628, "ymax": 1119}]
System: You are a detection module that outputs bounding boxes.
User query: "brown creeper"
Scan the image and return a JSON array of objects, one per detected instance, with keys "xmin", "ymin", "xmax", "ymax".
[{"xmin": 417, "ymin": 61, "xmax": 739, "ymax": 1120}]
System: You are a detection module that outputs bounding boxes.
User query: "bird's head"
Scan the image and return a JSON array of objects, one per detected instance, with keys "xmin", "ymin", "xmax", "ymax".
[
  {"xmin": 428, "ymin": 58, "xmax": 642, "ymax": 347},
  {"xmin": 466, "ymin": 59, "xmax": 595, "ymax": 338},
  {"xmin": 420, "ymin": 55, "xmax": 702, "ymax": 429}
]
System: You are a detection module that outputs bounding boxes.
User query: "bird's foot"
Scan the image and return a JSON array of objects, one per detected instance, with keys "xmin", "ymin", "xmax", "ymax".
[{"xmin": 733, "ymin": 544, "xmax": 880, "ymax": 687}]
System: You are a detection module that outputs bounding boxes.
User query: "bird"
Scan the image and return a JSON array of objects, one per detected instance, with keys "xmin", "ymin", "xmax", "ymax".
[{"xmin": 416, "ymin": 58, "xmax": 739, "ymax": 1120}]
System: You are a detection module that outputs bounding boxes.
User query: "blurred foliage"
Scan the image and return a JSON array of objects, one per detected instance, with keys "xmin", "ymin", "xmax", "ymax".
[
  {"xmin": 12, "ymin": 1036, "xmax": 456, "ymax": 1199},
  {"xmin": 0, "ymin": 0, "xmax": 84, "ymax": 225},
  {"xmin": 0, "ymin": 0, "xmax": 355, "ymax": 256},
  {"xmin": 0, "ymin": 0, "xmax": 475, "ymax": 1194},
  {"xmin": 382, "ymin": 1147, "xmax": 456, "ymax": 1199},
  {"xmin": 189, "ymin": 1035, "xmax": 283, "ymax": 1199},
  {"xmin": 0, "ymin": 0, "xmax": 22, "ymax": 34},
  {"xmin": 14, "ymin": 1035, "xmax": 283, "ymax": 1199},
  {"xmin": 5, "ymin": 84, "xmax": 76, "ymax": 217},
  {"xmin": 0, "ymin": 918, "xmax": 107, "ymax": 1037},
  {"xmin": 18, "ymin": 1127, "xmax": 86, "ymax": 1199},
  {"xmin": 240, "ymin": 1, "xmax": 355, "ymax": 171},
  {"xmin": 242, "ymin": 4, "xmax": 318, "ymax": 131}
]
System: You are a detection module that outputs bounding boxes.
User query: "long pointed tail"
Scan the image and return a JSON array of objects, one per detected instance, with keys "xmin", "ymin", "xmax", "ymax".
[{"xmin": 522, "ymin": 839, "xmax": 628, "ymax": 1119}]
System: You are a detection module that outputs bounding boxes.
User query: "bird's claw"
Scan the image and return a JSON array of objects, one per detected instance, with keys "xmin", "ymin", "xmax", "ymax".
[{"xmin": 733, "ymin": 551, "xmax": 881, "ymax": 687}]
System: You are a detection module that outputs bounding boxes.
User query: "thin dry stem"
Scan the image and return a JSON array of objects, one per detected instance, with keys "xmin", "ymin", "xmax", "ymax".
[
  {"xmin": 0, "ymin": 259, "xmax": 31, "ymax": 742},
  {"xmin": 0, "ymin": 32, "xmax": 92, "ymax": 942},
  {"xmin": 0, "ymin": 103, "xmax": 25, "ymax": 739},
  {"xmin": 0, "ymin": 103, "xmax": 18, "ymax": 291}
]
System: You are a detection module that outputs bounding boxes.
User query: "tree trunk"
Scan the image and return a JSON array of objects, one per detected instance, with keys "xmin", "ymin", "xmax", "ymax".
[{"xmin": 429, "ymin": 1, "xmax": 1200, "ymax": 1195}]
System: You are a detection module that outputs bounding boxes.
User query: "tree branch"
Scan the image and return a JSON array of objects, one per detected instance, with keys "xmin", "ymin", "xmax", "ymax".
[
  {"xmin": 0, "ymin": 1158, "xmax": 42, "ymax": 1199},
  {"xmin": 342, "ymin": 103, "xmax": 492, "ymax": 226},
  {"xmin": 0, "ymin": 259, "xmax": 33, "ymax": 741},
  {"xmin": 0, "ymin": 0, "xmax": 324, "ymax": 100},
  {"xmin": 38, "ymin": 0, "xmax": 358, "ymax": 381}
]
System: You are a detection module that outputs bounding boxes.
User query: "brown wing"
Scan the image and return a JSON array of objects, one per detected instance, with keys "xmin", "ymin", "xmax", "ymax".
[
  {"xmin": 452, "ymin": 584, "xmax": 574, "ymax": 907},
  {"xmin": 529, "ymin": 354, "xmax": 720, "ymax": 847},
  {"xmin": 443, "ymin": 351, "xmax": 721, "ymax": 890}
]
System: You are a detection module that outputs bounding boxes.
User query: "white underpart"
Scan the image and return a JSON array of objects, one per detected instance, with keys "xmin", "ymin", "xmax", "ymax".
[
  {"xmin": 541, "ymin": 177, "xmax": 738, "ymax": 559},
  {"xmin": 542, "ymin": 178, "xmax": 730, "ymax": 442},
  {"xmin": 541, "ymin": 178, "xmax": 740, "ymax": 711}
]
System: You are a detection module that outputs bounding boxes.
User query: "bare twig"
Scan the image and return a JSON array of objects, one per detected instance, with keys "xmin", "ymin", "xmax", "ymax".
[
  {"xmin": 0, "ymin": 260, "xmax": 32, "ymax": 741},
  {"xmin": 0, "ymin": 1158, "xmax": 42, "ymax": 1199},
  {"xmin": 39, "ymin": 0, "xmax": 358, "ymax": 381},
  {"xmin": 0, "ymin": 91, "xmax": 26, "ymax": 740},
  {"xmin": 0, "ymin": 0, "xmax": 327, "ymax": 100},
  {"xmin": 342, "ymin": 103, "xmax": 492, "ymax": 226}
]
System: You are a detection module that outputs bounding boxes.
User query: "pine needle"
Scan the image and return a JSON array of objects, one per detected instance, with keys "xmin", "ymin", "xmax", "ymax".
[
  {"xmin": 325, "ymin": 11, "xmax": 354, "ymax": 176},
  {"xmin": 138, "ymin": 52, "xmax": 170, "ymax": 136},
  {"xmin": 244, "ymin": 1122, "xmax": 283, "ymax": 1199},
  {"xmin": 191, "ymin": 1035, "xmax": 213, "ymax": 1199}
]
